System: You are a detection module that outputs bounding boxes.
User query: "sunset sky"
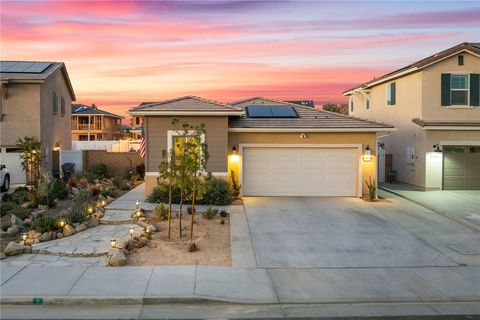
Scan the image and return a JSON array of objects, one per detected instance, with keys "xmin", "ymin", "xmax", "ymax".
[{"xmin": 1, "ymin": 0, "xmax": 479, "ymax": 122}]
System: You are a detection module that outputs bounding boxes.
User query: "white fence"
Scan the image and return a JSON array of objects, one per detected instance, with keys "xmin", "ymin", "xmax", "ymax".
[{"xmin": 72, "ymin": 140, "xmax": 141, "ymax": 152}]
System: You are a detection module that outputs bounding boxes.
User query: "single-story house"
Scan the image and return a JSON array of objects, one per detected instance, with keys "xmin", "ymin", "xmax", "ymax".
[{"xmin": 129, "ymin": 96, "xmax": 395, "ymax": 197}]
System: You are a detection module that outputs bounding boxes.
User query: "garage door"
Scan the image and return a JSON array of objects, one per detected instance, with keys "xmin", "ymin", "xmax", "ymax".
[
  {"xmin": 443, "ymin": 146, "xmax": 480, "ymax": 190},
  {"xmin": 0, "ymin": 151, "xmax": 26, "ymax": 184},
  {"xmin": 242, "ymin": 147, "xmax": 358, "ymax": 196}
]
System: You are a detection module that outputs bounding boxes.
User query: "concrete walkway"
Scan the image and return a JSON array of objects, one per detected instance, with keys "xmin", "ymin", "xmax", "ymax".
[{"xmin": 380, "ymin": 182, "xmax": 480, "ymax": 231}]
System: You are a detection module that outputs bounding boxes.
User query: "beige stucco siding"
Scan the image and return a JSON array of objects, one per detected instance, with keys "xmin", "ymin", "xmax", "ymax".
[
  {"xmin": 422, "ymin": 52, "xmax": 480, "ymax": 121},
  {"xmin": 145, "ymin": 115, "xmax": 228, "ymax": 173},
  {"xmin": 228, "ymin": 132, "xmax": 377, "ymax": 196},
  {"xmin": 0, "ymin": 83, "xmax": 41, "ymax": 147}
]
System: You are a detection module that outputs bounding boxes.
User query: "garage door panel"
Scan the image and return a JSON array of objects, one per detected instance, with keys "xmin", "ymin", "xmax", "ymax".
[
  {"xmin": 443, "ymin": 146, "xmax": 480, "ymax": 190},
  {"xmin": 243, "ymin": 147, "xmax": 357, "ymax": 196}
]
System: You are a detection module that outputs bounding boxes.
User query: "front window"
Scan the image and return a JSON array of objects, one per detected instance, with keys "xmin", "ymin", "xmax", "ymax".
[
  {"xmin": 451, "ymin": 74, "xmax": 469, "ymax": 106},
  {"xmin": 172, "ymin": 135, "xmax": 202, "ymax": 167},
  {"xmin": 365, "ymin": 97, "xmax": 370, "ymax": 110},
  {"xmin": 349, "ymin": 97, "xmax": 354, "ymax": 112},
  {"xmin": 387, "ymin": 82, "xmax": 396, "ymax": 105}
]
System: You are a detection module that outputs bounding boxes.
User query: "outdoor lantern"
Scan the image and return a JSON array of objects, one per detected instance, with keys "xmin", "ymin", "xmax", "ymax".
[
  {"xmin": 232, "ymin": 145, "xmax": 237, "ymax": 155},
  {"xmin": 87, "ymin": 206, "xmax": 94, "ymax": 215},
  {"xmin": 59, "ymin": 220, "xmax": 66, "ymax": 228},
  {"xmin": 128, "ymin": 227, "xmax": 134, "ymax": 236},
  {"xmin": 363, "ymin": 145, "xmax": 372, "ymax": 162},
  {"xmin": 135, "ymin": 200, "xmax": 140, "ymax": 207},
  {"xmin": 110, "ymin": 239, "xmax": 116, "ymax": 248},
  {"xmin": 101, "ymin": 200, "xmax": 106, "ymax": 207},
  {"xmin": 145, "ymin": 226, "xmax": 151, "ymax": 233},
  {"xmin": 136, "ymin": 210, "xmax": 142, "ymax": 218},
  {"xmin": 22, "ymin": 233, "xmax": 27, "ymax": 242}
]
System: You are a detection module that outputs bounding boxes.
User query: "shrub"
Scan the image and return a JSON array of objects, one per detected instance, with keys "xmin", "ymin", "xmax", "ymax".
[
  {"xmin": 11, "ymin": 189, "xmax": 29, "ymax": 204},
  {"xmin": 229, "ymin": 170, "xmax": 241, "ymax": 198},
  {"xmin": 219, "ymin": 210, "xmax": 228, "ymax": 218},
  {"xmin": 64, "ymin": 207, "xmax": 87, "ymax": 224},
  {"xmin": 0, "ymin": 202, "xmax": 14, "ymax": 217},
  {"xmin": 32, "ymin": 214, "xmax": 57, "ymax": 233},
  {"xmin": 136, "ymin": 163, "xmax": 145, "ymax": 178},
  {"xmin": 37, "ymin": 179, "xmax": 68, "ymax": 207},
  {"xmin": 67, "ymin": 176, "xmax": 78, "ymax": 187},
  {"xmin": 89, "ymin": 186, "xmax": 100, "ymax": 197},
  {"xmin": 220, "ymin": 218, "xmax": 225, "ymax": 225},
  {"xmin": 36, "ymin": 179, "xmax": 55, "ymax": 207},
  {"xmin": 74, "ymin": 189, "xmax": 93, "ymax": 206},
  {"xmin": 187, "ymin": 206, "xmax": 193, "ymax": 215},
  {"xmin": 202, "ymin": 176, "xmax": 232, "ymax": 206},
  {"xmin": 87, "ymin": 162, "xmax": 109, "ymax": 179},
  {"xmin": 100, "ymin": 187, "xmax": 116, "ymax": 198},
  {"xmin": 112, "ymin": 177, "xmax": 130, "ymax": 190},
  {"xmin": 365, "ymin": 176, "xmax": 376, "ymax": 201},
  {"xmin": 204, "ymin": 207, "xmax": 218, "ymax": 220},
  {"xmin": 147, "ymin": 183, "xmax": 182, "ymax": 203},
  {"xmin": 50, "ymin": 179, "xmax": 68, "ymax": 200},
  {"xmin": 154, "ymin": 203, "xmax": 168, "ymax": 220},
  {"xmin": 78, "ymin": 177, "xmax": 89, "ymax": 187},
  {"xmin": 10, "ymin": 205, "xmax": 31, "ymax": 220},
  {"xmin": 2, "ymin": 193, "xmax": 13, "ymax": 202}
]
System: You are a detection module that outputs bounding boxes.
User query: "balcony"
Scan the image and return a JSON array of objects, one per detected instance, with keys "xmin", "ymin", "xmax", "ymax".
[{"xmin": 72, "ymin": 123, "xmax": 102, "ymax": 131}]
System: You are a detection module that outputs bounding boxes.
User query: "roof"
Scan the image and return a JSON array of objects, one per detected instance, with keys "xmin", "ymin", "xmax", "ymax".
[
  {"xmin": 129, "ymin": 96, "xmax": 244, "ymax": 116},
  {"xmin": 228, "ymin": 97, "xmax": 394, "ymax": 131},
  {"xmin": 285, "ymin": 100, "xmax": 315, "ymax": 107},
  {"xmin": 72, "ymin": 104, "xmax": 123, "ymax": 119},
  {"xmin": 412, "ymin": 118, "xmax": 480, "ymax": 129},
  {"xmin": 1, "ymin": 60, "xmax": 76, "ymax": 100},
  {"xmin": 343, "ymin": 42, "xmax": 480, "ymax": 95}
]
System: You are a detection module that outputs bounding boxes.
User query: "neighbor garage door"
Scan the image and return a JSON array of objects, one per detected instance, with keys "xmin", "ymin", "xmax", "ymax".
[
  {"xmin": 443, "ymin": 146, "xmax": 480, "ymax": 190},
  {"xmin": 0, "ymin": 150, "xmax": 26, "ymax": 184},
  {"xmin": 242, "ymin": 147, "xmax": 358, "ymax": 196}
]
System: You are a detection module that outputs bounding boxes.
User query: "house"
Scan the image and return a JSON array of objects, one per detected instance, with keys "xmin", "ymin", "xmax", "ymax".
[
  {"xmin": 343, "ymin": 42, "xmax": 480, "ymax": 190},
  {"xmin": 285, "ymin": 100, "xmax": 315, "ymax": 108},
  {"xmin": 128, "ymin": 115, "xmax": 144, "ymax": 139},
  {"xmin": 0, "ymin": 61, "xmax": 76, "ymax": 183},
  {"xmin": 71, "ymin": 104, "xmax": 123, "ymax": 141},
  {"xmin": 129, "ymin": 96, "xmax": 395, "ymax": 197}
]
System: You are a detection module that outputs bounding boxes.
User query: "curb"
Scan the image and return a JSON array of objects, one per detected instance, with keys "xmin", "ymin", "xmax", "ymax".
[{"xmin": 379, "ymin": 187, "xmax": 480, "ymax": 232}]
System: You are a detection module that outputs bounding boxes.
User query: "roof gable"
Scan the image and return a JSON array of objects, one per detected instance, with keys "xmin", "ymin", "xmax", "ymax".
[{"xmin": 72, "ymin": 104, "xmax": 123, "ymax": 119}]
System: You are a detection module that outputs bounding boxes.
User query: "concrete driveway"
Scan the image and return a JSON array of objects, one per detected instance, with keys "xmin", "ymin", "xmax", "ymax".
[{"xmin": 243, "ymin": 194, "xmax": 480, "ymax": 268}]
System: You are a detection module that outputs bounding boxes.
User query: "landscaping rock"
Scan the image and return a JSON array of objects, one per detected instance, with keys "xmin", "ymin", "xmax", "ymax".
[
  {"xmin": 75, "ymin": 224, "xmax": 87, "ymax": 233},
  {"xmin": 56, "ymin": 233, "xmax": 63, "ymax": 239},
  {"xmin": 6, "ymin": 225, "xmax": 19, "ymax": 236},
  {"xmin": 0, "ymin": 231, "xmax": 8, "ymax": 238},
  {"xmin": 63, "ymin": 225, "xmax": 76, "ymax": 237},
  {"xmin": 39, "ymin": 232, "xmax": 52, "ymax": 242},
  {"xmin": 107, "ymin": 196, "xmax": 115, "ymax": 203},
  {"xmin": 4, "ymin": 241, "xmax": 28, "ymax": 256},
  {"xmin": 73, "ymin": 223, "xmax": 80, "ymax": 228},
  {"xmin": 24, "ymin": 218, "xmax": 33, "ymax": 225},
  {"xmin": 71, "ymin": 187, "xmax": 80, "ymax": 196},
  {"xmin": 106, "ymin": 248, "xmax": 126, "ymax": 267},
  {"xmin": 28, "ymin": 231, "xmax": 41, "ymax": 239},
  {"xmin": 38, "ymin": 204, "xmax": 48, "ymax": 210},
  {"xmin": 31, "ymin": 210, "xmax": 45, "ymax": 219},
  {"xmin": 0, "ymin": 252, "xmax": 6, "ymax": 260},
  {"xmin": 21, "ymin": 201, "xmax": 32, "ymax": 208},
  {"xmin": 10, "ymin": 215, "xmax": 24, "ymax": 227},
  {"xmin": 85, "ymin": 218, "xmax": 99, "ymax": 228}
]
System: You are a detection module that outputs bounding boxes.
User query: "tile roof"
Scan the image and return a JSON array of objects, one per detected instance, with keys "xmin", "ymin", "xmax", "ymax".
[
  {"xmin": 72, "ymin": 104, "xmax": 123, "ymax": 119},
  {"xmin": 129, "ymin": 96, "xmax": 243, "ymax": 114},
  {"xmin": 0, "ymin": 60, "xmax": 76, "ymax": 100},
  {"xmin": 343, "ymin": 42, "xmax": 480, "ymax": 94},
  {"xmin": 228, "ymin": 97, "xmax": 394, "ymax": 130},
  {"xmin": 412, "ymin": 118, "xmax": 480, "ymax": 128}
]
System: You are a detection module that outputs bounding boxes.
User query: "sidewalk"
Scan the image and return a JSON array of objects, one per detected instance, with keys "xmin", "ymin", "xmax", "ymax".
[{"xmin": 380, "ymin": 182, "xmax": 480, "ymax": 231}]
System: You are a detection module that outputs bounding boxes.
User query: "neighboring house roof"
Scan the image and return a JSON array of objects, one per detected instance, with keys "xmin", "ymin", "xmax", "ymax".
[
  {"xmin": 412, "ymin": 118, "xmax": 480, "ymax": 130},
  {"xmin": 0, "ymin": 60, "xmax": 76, "ymax": 100},
  {"xmin": 129, "ymin": 96, "xmax": 244, "ymax": 116},
  {"xmin": 285, "ymin": 100, "xmax": 315, "ymax": 107},
  {"xmin": 72, "ymin": 104, "xmax": 123, "ymax": 119},
  {"xmin": 343, "ymin": 42, "xmax": 480, "ymax": 95},
  {"xmin": 228, "ymin": 97, "xmax": 394, "ymax": 132}
]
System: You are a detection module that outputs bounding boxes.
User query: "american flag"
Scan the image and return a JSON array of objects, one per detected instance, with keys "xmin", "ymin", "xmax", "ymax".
[{"xmin": 140, "ymin": 124, "xmax": 146, "ymax": 159}]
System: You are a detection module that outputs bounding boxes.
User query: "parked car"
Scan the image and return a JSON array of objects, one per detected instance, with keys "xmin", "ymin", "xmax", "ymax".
[{"xmin": 1, "ymin": 164, "xmax": 10, "ymax": 192}]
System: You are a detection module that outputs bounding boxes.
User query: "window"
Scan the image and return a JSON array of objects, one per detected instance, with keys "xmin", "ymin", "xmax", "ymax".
[
  {"xmin": 458, "ymin": 55, "xmax": 464, "ymax": 66},
  {"xmin": 451, "ymin": 74, "xmax": 469, "ymax": 105},
  {"xmin": 135, "ymin": 117, "xmax": 140, "ymax": 125},
  {"xmin": 52, "ymin": 92, "xmax": 58, "ymax": 115},
  {"xmin": 349, "ymin": 97, "xmax": 354, "ymax": 112},
  {"xmin": 365, "ymin": 97, "xmax": 370, "ymax": 110},
  {"xmin": 168, "ymin": 131, "xmax": 205, "ymax": 168},
  {"xmin": 60, "ymin": 97, "xmax": 65, "ymax": 117},
  {"xmin": 387, "ymin": 82, "xmax": 396, "ymax": 105}
]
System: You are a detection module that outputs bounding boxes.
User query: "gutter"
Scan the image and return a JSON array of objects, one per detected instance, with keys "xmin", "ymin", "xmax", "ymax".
[
  {"xmin": 228, "ymin": 127, "xmax": 397, "ymax": 133},
  {"xmin": 129, "ymin": 111, "xmax": 244, "ymax": 116}
]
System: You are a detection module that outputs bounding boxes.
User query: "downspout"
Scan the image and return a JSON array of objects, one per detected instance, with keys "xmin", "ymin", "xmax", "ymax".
[
  {"xmin": 375, "ymin": 131, "xmax": 393, "ymax": 199},
  {"xmin": 88, "ymin": 115, "xmax": 91, "ymax": 141}
]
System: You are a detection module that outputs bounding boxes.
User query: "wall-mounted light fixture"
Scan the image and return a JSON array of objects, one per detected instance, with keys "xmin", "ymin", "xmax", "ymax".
[
  {"xmin": 433, "ymin": 144, "xmax": 442, "ymax": 152},
  {"xmin": 363, "ymin": 145, "xmax": 373, "ymax": 162},
  {"xmin": 230, "ymin": 145, "xmax": 239, "ymax": 162},
  {"xmin": 53, "ymin": 142, "xmax": 61, "ymax": 151},
  {"xmin": 232, "ymin": 145, "xmax": 237, "ymax": 155},
  {"xmin": 299, "ymin": 132, "xmax": 307, "ymax": 139}
]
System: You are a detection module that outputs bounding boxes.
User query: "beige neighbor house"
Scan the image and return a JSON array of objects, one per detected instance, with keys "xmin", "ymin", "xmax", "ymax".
[
  {"xmin": 344, "ymin": 42, "xmax": 480, "ymax": 190},
  {"xmin": 129, "ymin": 96, "xmax": 395, "ymax": 198},
  {"xmin": 0, "ymin": 61, "xmax": 76, "ymax": 183},
  {"xmin": 71, "ymin": 104, "xmax": 123, "ymax": 141}
]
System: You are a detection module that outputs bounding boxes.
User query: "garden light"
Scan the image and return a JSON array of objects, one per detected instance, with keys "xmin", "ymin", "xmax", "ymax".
[
  {"xmin": 110, "ymin": 239, "xmax": 116, "ymax": 248},
  {"xmin": 135, "ymin": 200, "xmax": 140, "ymax": 207},
  {"xmin": 87, "ymin": 206, "xmax": 94, "ymax": 215},
  {"xmin": 101, "ymin": 200, "xmax": 106, "ymax": 207},
  {"xmin": 136, "ymin": 210, "xmax": 142, "ymax": 218},
  {"xmin": 129, "ymin": 227, "xmax": 134, "ymax": 236},
  {"xmin": 22, "ymin": 233, "xmax": 27, "ymax": 241},
  {"xmin": 59, "ymin": 220, "xmax": 66, "ymax": 228}
]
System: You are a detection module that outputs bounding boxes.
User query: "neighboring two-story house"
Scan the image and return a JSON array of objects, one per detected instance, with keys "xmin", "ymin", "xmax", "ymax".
[
  {"xmin": 71, "ymin": 104, "xmax": 123, "ymax": 141},
  {"xmin": 0, "ymin": 61, "xmax": 76, "ymax": 183},
  {"xmin": 344, "ymin": 43, "xmax": 480, "ymax": 190}
]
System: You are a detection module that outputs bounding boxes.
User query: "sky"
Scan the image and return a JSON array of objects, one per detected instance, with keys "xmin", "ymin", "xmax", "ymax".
[{"xmin": 1, "ymin": 0, "xmax": 479, "ymax": 122}]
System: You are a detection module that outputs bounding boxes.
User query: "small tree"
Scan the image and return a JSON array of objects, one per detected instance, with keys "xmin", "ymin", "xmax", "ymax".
[
  {"xmin": 16, "ymin": 136, "xmax": 42, "ymax": 185},
  {"xmin": 158, "ymin": 148, "xmax": 176, "ymax": 238},
  {"xmin": 229, "ymin": 170, "xmax": 241, "ymax": 199},
  {"xmin": 365, "ymin": 176, "xmax": 376, "ymax": 201}
]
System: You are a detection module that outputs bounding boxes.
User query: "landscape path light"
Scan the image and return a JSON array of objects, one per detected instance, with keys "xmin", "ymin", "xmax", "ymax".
[{"xmin": 110, "ymin": 239, "xmax": 116, "ymax": 248}]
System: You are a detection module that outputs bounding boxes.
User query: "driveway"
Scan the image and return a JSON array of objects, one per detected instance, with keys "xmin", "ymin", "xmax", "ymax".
[{"xmin": 243, "ymin": 194, "xmax": 480, "ymax": 268}]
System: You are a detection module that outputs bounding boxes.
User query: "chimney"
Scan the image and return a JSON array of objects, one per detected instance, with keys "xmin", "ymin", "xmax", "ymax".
[{"xmin": 91, "ymin": 103, "xmax": 97, "ymax": 109}]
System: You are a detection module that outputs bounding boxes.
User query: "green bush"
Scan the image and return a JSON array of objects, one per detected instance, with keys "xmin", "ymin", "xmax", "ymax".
[
  {"xmin": 32, "ymin": 214, "xmax": 57, "ymax": 233},
  {"xmin": 10, "ymin": 205, "xmax": 31, "ymax": 220},
  {"xmin": 112, "ymin": 177, "xmax": 130, "ymax": 190},
  {"xmin": 202, "ymin": 176, "xmax": 232, "ymax": 206},
  {"xmin": 147, "ymin": 183, "xmax": 181, "ymax": 204},
  {"xmin": 154, "ymin": 203, "xmax": 168, "ymax": 220},
  {"xmin": 50, "ymin": 179, "xmax": 68, "ymax": 200},
  {"xmin": 204, "ymin": 207, "xmax": 218, "ymax": 220},
  {"xmin": 87, "ymin": 162, "xmax": 109, "ymax": 179},
  {"xmin": 11, "ymin": 189, "xmax": 29, "ymax": 204},
  {"xmin": 37, "ymin": 179, "xmax": 68, "ymax": 207},
  {"xmin": 187, "ymin": 206, "xmax": 193, "ymax": 215},
  {"xmin": 100, "ymin": 187, "xmax": 116, "ymax": 198},
  {"xmin": 1, "ymin": 193, "xmax": 13, "ymax": 202},
  {"xmin": 36, "ymin": 179, "xmax": 55, "ymax": 207},
  {"xmin": 0, "ymin": 202, "xmax": 14, "ymax": 217},
  {"xmin": 64, "ymin": 207, "xmax": 87, "ymax": 224},
  {"xmin": 219, "ymin": 210, "xmax": 228, "ymax": 218}
]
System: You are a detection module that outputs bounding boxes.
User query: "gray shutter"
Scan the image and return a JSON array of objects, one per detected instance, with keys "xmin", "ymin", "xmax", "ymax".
[
  {"xmin": 470, "ymin": 73, "xmax": 479, "ymax": 107},
  {"xmin": 391, "ymin": 83, "xmax": 396, "ymax": 105},
  {"xmin": 441, "ymin": 73, "xmax": 451, "ymax": 106}
]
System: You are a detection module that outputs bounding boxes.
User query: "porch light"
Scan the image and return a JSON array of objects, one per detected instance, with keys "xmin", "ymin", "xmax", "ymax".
[
  {"xmin": 230, "ymin": 145, "xmax": 239, "ymax": 162},
  {"xmin": 363, "ymin": 145, "xmax": 372, "ymax": 162},
  {"xmin": 299, "ymin": 132, "xmax": 307, "ymax": 139},
  {"xmin": 110, "ymin": 239, "xmax": 116, "ymax": 248},
  {"xmin": 433, "ymin": 144, "xmax": 442, "ymax": 152},
  {"xmin": 232, "ymin": 145, "xmax": 237, "ymax": 155},
  {"xmin": 53, "ymin": 142, "xmax": 61, "ymax": 151}
]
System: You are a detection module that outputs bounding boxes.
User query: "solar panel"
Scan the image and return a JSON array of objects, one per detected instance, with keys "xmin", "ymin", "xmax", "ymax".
[
  {"xmin": 24, "ymin": 62, "xmax": 51, "ymax": 73},
  {"xmin": 0, "ymin": 61, "xmax": 16, "ymax": 72},
  {"xmin": 0, "ymin": 61, "xmax": 51, "ymax": 73},
  {"xmin": 246, "ymin": 105, "xmax": 299, "ymax": 118},
  {"xmin": 5, "ymin": 62, "xmax": 34, "ymax": 72}
]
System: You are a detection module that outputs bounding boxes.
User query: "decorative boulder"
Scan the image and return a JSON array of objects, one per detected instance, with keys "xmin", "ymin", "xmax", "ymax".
[
  {"xmin": 11, "ymin": 215, "xmax": 25, "ymax": 227},
  {"xmin": 38, "ymin": 232, "xmax": 52, "ymax": 242},
  {"xmin": 63, "ymin": 225, "xmax": 76, "ymax": 237},
  {"xmin": 86, "ymin": 218, "xmax": 99, "ymax": 228},
  {"xmin": 21, "ymin": 201, "xmax": 32, "ymax": 208},
  {"xmin": 28, "ymin": 231, "xmax": 41, "ymax": 239},
  {"xmin": 75, "ymin": 224, "xmax": 87, "ymax": 233},
  {"xmin": 4, "ymin": 241, "xmax": 28, "ymax": 256},
  {"xmin": 6, "ymin": 225, "xmax": 19, "ymax": 236},
  {"xmin": 106, "ymin": 248, "xmax": 126, "ymax": 267},
  {"xmin": 56, "ymin": 233, "xmax": 64, "ymax": 239}
]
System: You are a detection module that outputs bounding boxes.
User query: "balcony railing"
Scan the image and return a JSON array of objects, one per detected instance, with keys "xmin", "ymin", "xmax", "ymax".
[{"xmin": 72, "ymin": 123, "xmax": 102, "ymax": 131}]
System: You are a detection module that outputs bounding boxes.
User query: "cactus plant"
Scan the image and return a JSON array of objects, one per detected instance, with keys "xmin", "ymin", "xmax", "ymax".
[{"xmin": 365, "ymin": 176, "xmax": 376, "ymax": 201}]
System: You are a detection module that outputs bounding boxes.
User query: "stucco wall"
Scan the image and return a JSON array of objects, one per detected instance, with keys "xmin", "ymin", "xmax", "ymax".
[
  {"xmin": 422, "ymin": 52, "xmax": 480, "ymax": 121},
  {"xmin": 145, "ymin": 115, "xmax": 229, "ymax": 173},
  {"xmin": 0, "ymin": 83, "xmax": 41, "ymax": 147},
  {"xmin": 228, "ymin": 132, "xmax": 377, "ymax": 196},
  {"xmin": 40, "ymin": 69, "xmax": 73, "ymax": 172}
]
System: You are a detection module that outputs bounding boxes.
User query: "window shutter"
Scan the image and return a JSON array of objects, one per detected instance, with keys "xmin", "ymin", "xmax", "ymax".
[
  {"xmin": 391, "ymin": 83, "xmax": 396, "ymax": 105},
  {"xmin": 470, "ymin": 73, "xmax": 479, "ymax": 107},
  {"xmin": 441, "ymin": 73, "xmax": 451, "ymax": 106}
]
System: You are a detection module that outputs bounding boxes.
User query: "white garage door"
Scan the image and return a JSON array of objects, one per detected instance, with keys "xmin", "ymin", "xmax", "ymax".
[
  {"xmin": 0, "ymin": 151, "xmax": 26, "ymax": 184},
  {"xmin": 242, "ymin": 147, "xmax": 358, "ymax": 196}
]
